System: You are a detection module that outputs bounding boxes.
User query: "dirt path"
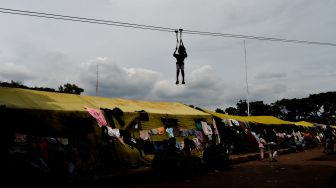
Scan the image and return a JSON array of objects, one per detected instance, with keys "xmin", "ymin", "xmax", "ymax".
[{"xmin": 121, "ymin": 148, "xmax": 336, "ymax": 188}]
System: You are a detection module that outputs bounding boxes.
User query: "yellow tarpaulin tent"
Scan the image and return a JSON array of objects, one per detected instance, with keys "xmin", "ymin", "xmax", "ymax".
[
  {"xmin": 201, "ymin": 109, "xmax": 318, "ymax": 129},
  {"xmin": 292, "ymin": 121, "xmax": 314, "ymax": 128},
  {"xmin": 201, "ymin": 108, "xmax": 294, "ymax": 125},
  {"xmin": 0, "ymin": 87, "xmax": 209, "ymax": 115},
  {"xmin": 0, "ymin": 87, "xmax": 211, "ymax": 137}
]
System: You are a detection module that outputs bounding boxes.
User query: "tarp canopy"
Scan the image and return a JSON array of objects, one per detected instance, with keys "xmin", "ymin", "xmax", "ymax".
[
  {"xmin": 201, "ymin": 108, "xmax": 294, "ymax": 125},
  {"xmin": 292, "ymin": 121, "xmax": 315, "ymax": 128},
  {"xmin": 0, "ymin": 87, "xmax": 211, "ymax": 136},
  {"xmin": 0, "ymin": 87, "xmax": 209, "ymax": 115}
]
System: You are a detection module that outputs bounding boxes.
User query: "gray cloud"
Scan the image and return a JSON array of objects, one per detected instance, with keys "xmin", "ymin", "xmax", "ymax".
[
  {"xmin": 255, "ymin": 72, "xmax": 287, "ymax": 80},
  {"xmin": 250, "ymin": 83, "xmax": 288, "ymax": 103},
  {"xmin": 0, "ymin": 0, "xmax": 335, "ymax": 111},
  {"xmin": 0, "ymin": 62, "xmax": 35, "ymax": 82},
  {"xmin": 0, "ymin": 40, "xmax": 78, "ymax": 88},
  {"xmin": 77, "ymin": 60, "xmax": 245, "ymax": 109},
  {"xmin": 79, "ymin": 57, "xmax": 159, "ymax": 99}
]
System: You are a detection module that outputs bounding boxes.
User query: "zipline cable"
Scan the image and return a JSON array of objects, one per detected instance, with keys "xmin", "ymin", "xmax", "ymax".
[
  {"xmin": 0, "ymin": 7, "xmax": 175, "ymax": 31},
  {"xmin": 1, "ymin": 7, "xmax": 336, "ymax": 47},
  {"xmin": 0, "ymin": 9, "xmax": 174, "ymax": 32}
]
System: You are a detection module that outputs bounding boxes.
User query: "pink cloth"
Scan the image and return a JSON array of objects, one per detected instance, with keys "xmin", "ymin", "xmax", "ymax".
[
  {"xmin": 140, "ymin": 130, "xmax": 150, "ymax": 140},
  {"xmin": 212, "ymin": 118, "xmax": 219, "ymax": 135},
  {"xmin": 259, "ymin": 138, "xmax": 266, "ymax": 148},
  {"xmin": 84, "ymin": 107, "xmax": 108, "ymax": 127},
  {"xmin": 201, "ymin": 121, "xmax": 212, "ymax": 135}
]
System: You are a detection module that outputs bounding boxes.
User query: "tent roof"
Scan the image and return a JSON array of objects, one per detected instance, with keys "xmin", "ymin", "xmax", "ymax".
[
  {"xmin": 202, "ymin": 109, "xmax": 294, "ymax": 125},
  {"xmin": 0, "ymin": 87, "xmax": 211, "ymax": 136},
  {"xmin": 202, "ymin": 109, "xmax": 318, "ymax": 128},
  {"xmin": 0, "ymin": 87, "xmax": 209, "ymax": 116},
  {"xmin": 293, "ymin": 121, "xmax": 314, "ymax": 127}
]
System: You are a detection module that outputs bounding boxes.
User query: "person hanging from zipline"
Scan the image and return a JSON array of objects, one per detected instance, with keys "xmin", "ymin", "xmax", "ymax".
[{"xmin": 173, "ymin": 29, "xmax": 187, "ymax": 84}]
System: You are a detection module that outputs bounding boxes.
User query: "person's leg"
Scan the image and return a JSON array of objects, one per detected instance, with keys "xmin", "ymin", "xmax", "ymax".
[
  {"xmin": 267, "ymin": 145, "xmax": 273, "ymax": 161},
  {"xmin": 181, "ymin": 70, "xmax": 185, "ymax": 84},
  {"xmin": 260, "ymin": 147, "xmax": 264, "ymax": 159},
  {"xmin": 273, "ymin": 150, "xmax": 277, "ymax": 158},
  {"xmin": 272, "ymin": 144, "xmax": 278, "ymax": 162},
  {"xmin": 179, "ymin": 63, "xmax": 185, "ymax": 84},
  {"xmin": 176, "ymin": 69, "xmax": 180, "ymax": 84}
]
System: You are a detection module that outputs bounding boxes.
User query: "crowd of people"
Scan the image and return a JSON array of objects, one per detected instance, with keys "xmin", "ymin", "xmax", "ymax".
[{"xmin": 3, "ymin": 116, "xmax": 335, "ymax": 182}]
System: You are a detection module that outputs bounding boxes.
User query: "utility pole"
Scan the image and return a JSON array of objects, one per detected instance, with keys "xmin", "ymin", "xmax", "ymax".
[
  {"xmin": 244, "ymin": 40, "xmax": 250, "ymax": 116},
  {"xmin": 96, "ymin": 63, "xmax": 99, "ymax": 96}
]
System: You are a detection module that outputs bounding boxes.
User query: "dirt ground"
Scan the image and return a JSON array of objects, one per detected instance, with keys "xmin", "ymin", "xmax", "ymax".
[
  {"xmin": 12, "ymin": 147, "xmax": 334, "ymax": 187},
  {"xmin": 114, "ymin": 147, "xmax": 336, "ymax": 188}
]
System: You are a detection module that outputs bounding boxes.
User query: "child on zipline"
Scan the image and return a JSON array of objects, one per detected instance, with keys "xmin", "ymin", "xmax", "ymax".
[{"xmin": 173, "ymin": 29, "xmax": 187, "ymax": 84}]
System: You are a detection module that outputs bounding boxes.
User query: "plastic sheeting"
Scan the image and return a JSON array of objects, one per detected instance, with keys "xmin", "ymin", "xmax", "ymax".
[
  {"xmin": 0, "ymin": 87, "xmax": 211, "ymax": 135},
  {"xmin": 204, "ymin": 108, "xmax": 321, "ymax": 128}
]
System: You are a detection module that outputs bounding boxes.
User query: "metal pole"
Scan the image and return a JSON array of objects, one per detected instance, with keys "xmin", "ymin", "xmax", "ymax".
[
  {"xmin": 244, "ymin": 40, "xmax": 250, "ymax": 116},
  {"xmin": 96, "ymin": 63, "xmax": 99, "ymax": 95}
]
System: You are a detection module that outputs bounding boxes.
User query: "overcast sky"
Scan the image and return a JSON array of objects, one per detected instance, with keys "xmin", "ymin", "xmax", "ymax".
[{"xmin": 0, "ymin": 0, "xmax": 335, "ymax": 110}]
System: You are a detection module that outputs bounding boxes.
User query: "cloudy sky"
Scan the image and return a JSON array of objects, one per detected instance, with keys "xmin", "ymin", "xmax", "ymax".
[{"xmin": 0, "ymin": 0, "xmax": 335, "ymax": 110}]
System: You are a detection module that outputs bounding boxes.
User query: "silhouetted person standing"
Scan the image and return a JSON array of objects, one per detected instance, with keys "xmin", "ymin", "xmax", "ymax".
[{"xmin": 173, "ymin": 29, "xmax": 187, "ymax": 84}]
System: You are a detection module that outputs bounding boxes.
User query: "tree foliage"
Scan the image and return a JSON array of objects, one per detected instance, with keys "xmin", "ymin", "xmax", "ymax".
[
  {"xmin": 215, "ymin": 108, "xmax": 225, "ymax": 114},
  {"xmin": 0, "ymin": 80, "xmax": 84, "ymax": 95},
  {"xmin": 58, "ymin": 83, "xmax": 84, "ymax": 95},
  {"xmin": 224, "ymin": 92, "xmax": 336, "ymax": 125}
]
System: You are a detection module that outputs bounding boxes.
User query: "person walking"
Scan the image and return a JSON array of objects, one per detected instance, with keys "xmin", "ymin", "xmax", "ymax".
[{"xmin": 258, "ymin": 133, "xmax": 266, "ymax": 160}]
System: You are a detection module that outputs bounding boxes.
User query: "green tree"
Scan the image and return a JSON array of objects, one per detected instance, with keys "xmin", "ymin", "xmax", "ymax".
[
  {"xmin": 236, "ymin": 100, "xmax": 248, "ymax": 115},
  {"xmin": 225, "ymin": 107, "xmax": 238, "ymax": 115},
  {"xmin": 249, "ymin": 101, "xmax": 272, "ymax": 115},
  {"xmin": 215, "ymin": 108, "xmax": 225, "ymax": 114},
  {"xmin": 59, "ymin": 83, "xmax": 84, "ymax": 95}
]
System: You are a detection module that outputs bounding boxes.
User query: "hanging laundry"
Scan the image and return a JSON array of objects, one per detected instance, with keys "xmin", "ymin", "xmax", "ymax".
[
  {"xmin": 180, "ymin": 128, "xmax": 188, "ymax": 137},
  {"xmin": 137, "ymin": 110, "xmax": 149, "ymax": 121},
  {"xmin": 173, "ymin": 128, "xmax": 180, "ymax": 137},
  {"xmin": 176, "ymin": 141, "xmax": 183, "ymax": 150},
  {"xmin": 175, "ymin": 128, "xmax": 186, "ymax": 136},
  {"xmin": 195, "ymin": 121, "xmax": 203, "ymax": 131},
  {"xmin": 201, "ymin": 121, "xmax": 213, "ymax": 136},
  {"xmin": 106, "ymin": 126, "xmax": 120, "ymax": 138},
  {"xmin": 84, "ymin": 107, "xmax": 108, "ymax": 127},
  {"xmin": 195, "ymin": 131, "xmax": 205, "ymax": 142},
  {"xmin": 222, "ymin": 119, "xmax": 233, "ymax": 127},
  {"xmin": 112, "ymin": 107, "xmax": 125, "ymax": 127},
  {"xmin": 230, "ymin": 119, "xmax": 240, "ymax": 127},
  {"xmin": 192, "ymin": 138, "xmax": 203, "ymax": 150},
  {"xmin": 140, "ymin": 130, "xmax": 151, "ymax": 140},
  {"xmin": 150, "ymin": 128, "xmax": 158, "ymax": 135},
  {"xmin": 100, "ymin": 108, "xmax": 116, "ymax": 128},
  {"xmin": 166, "ymin": 128, "xmax": 174, "ymax": 138},
  {"xmin": 212, "ymin": 118, "xmax": 219, "ymax": 135},
  {"xmin": 201, "ymin": 121, "xmax": 207, "ymax": 133},
  {"xmin": 211, "ymin": 119, "xmax": 220, "ymax": 143},
  {"xmin": 157, "ymin": 127, "xmax": 165, "ymax": 135},
  {"xmin": 187, "ymin": 128, "xmax": 195, "ymax": 136}
]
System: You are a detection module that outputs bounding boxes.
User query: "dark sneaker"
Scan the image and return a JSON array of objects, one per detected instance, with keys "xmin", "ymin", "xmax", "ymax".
[
  {"xmin": 176, "ymin": 81, "xmax": 179, "ymax": 84},
  {"xmin": 182, "ymin": 81, "xmax": 185, "ymax": 84}
]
